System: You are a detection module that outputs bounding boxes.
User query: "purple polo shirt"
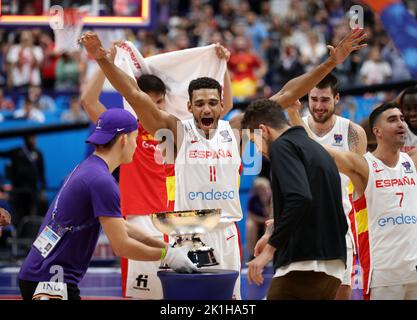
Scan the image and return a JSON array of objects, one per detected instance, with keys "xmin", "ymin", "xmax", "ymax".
[{"xmin": 19, "ymin": 155, "xmax": 122, "ymax": 285}]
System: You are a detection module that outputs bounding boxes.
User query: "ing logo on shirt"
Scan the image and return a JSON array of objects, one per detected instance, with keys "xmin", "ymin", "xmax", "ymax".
[
  {"xmin": 332, "ymin": 134, "xmax": 343, "ymax": 146},
  {"xmin": 402, "ymin": 161, "xmax": 414, "ymax": 174}
]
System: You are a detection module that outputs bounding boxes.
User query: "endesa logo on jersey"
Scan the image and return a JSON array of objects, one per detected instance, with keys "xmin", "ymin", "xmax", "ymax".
[
  {"xmin": 378, "ymin": 214, "xmax": 417, "ymax": 227},
  {"xmin": 188, "ymin": 149, "xmax": 233, "ymax": 159},
  {"xmin": 375, "ymin": 177, "xmax": 416, "ymax": 188},
  {"xmin": 188, "ymin": 189, "xmax": 235, "ymax": 201}
]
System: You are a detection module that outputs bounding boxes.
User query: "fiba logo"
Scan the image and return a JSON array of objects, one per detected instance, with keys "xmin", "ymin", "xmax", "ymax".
[{"xmin": 135, "ymin": 274, "xmax": 150, "ymax": 291}]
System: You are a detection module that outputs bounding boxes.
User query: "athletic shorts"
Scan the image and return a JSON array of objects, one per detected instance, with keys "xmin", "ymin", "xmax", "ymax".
[
  {"xmin": 370, "ymin": 282, "xmax": 417, "ymax": 300},
  {"xmin": 122, "ymin": 215, "xmax": 165, "ymax": 299},
  {"xmin": 342, "ymin": 246, "xmax": 354, "ymax": 286}
]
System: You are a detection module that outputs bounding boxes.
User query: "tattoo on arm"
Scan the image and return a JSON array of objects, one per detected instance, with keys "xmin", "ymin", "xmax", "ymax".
[{"xmin": 348, "ymin": 122, "xmax": 360, "ymax": 153}]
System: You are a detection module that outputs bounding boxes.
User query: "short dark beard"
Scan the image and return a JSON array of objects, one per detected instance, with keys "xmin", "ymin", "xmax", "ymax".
[{"xmin": 311, "ymin": 110, "xmax": 335, "ymax": 124}]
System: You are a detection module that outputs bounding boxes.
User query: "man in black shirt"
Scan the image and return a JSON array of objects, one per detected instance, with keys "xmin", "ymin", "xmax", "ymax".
[
  {"xmin": 0, "ymin": 135, "xmax": 46, "ymax": 227},
  {"xmin": 242, "ymin": 99, "xmax": 348, "ymax": 300}
]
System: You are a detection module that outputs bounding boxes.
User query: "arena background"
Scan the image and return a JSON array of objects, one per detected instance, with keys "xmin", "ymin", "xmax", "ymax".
[{"xmin": 0, "ymin": 0, "xmax": 416, "ymax": 299}]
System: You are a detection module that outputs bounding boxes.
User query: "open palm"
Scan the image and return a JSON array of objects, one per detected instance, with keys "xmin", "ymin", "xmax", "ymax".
[{"xmin": 328, "ymin": 28, "xmax": 367, "ymax": 65}]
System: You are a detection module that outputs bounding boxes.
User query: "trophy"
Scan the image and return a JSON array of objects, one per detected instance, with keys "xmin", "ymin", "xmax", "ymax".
[{"xmin": 151, "ymin": 209, "xmax": 221, "ymax": 268}]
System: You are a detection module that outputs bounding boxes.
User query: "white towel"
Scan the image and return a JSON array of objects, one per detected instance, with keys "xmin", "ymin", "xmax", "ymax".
[{"xmin": 114, "ymin": 42, "xmax": 226, "ymax": 120}]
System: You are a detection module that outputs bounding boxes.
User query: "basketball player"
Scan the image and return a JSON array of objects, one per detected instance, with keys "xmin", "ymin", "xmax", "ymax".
[
  {"xmin": 80, "ymin": 27, "xmax": 366, "ymax": 299},
  {"xmin": 292, "ymin": 73, "xmax": 367, "ymax": 300},
  {"xmin": 290, "ymin": 101, "xmax": 417, "ymax": 300},
  {"xmin": 396, "ymin": 86, "xmax": 417, "ymax": 153},
  {"xmin": 18, "ymin": 109, "xmax": 197, "ymax": 300},
  {"xmin": 81, "ymin": 43, "xmax": 232, "ymax": 299}
]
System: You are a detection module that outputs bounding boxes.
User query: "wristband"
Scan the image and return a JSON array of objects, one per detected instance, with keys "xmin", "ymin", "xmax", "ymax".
[{"xmin": 160, "ymin": 247, "xmax": 167, "ymax": 260}]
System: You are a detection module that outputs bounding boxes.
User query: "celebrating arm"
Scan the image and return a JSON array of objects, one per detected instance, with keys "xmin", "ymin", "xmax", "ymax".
[
  {"xmin": 348, "ymin": 121, "xmax": 367, "ymax": 155},
  {"xmin": 270, "ymin": 28, "xmax": 367, "ymax": 108},
  {"xmin": 214, "ymin": 43, "xmax": 233, "ymax": 117},
  {"xmin": 80, "ymin": 69, "xmax": 107, "ymax": 124},
  {"xmin": 79, "ymin": 32, "xmax": 179, "ymax": 138}
]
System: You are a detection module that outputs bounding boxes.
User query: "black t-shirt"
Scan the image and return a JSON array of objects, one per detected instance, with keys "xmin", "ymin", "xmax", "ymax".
[{"xmin": 268, "ymin": 126, "xmax": 347, "ymax": 269}]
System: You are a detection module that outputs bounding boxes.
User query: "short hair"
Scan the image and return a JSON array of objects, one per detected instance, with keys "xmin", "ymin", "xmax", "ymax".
[
  {"xmin": 369, "ymin": 102, "xmax": 399, "ymax": 129},
  {"xmin": 93, "ymin": 133, "xmax": 123, "ymax": 150},
  {"xmin": 399, "ymin": 86, "xmax": 417, "ymax": 107},
  {"xmin": 136, "ymin": 75, "xmax": 166, "ymax": 95},
  {"xmin": 241, "ymin": 99, "xmax": 289, "ymax": 131},
  {"xmin": 315, "ymin": 73, "xmax": 339, "ymax": 97},
  {"xmin": 188, "ymin": 77, "xmax": 222, "ymax": 101}
]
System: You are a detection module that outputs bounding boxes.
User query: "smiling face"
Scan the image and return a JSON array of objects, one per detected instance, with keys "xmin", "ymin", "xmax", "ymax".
[
  {"xmin": 373, "ymin": 108, "xmax": 407, "ymax": 148},
  {"xmin": 308, "ymin": 86, "xmax": 339, "ymax": 124},
  {"xmin": 188, "ymin": 88, "xmax": 223, "ymax": 136}
]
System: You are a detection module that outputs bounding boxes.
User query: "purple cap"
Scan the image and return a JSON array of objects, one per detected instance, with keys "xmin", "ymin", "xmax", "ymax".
[{"xmin": 86, "ymin": 108, "xmax": 138, "ymax": 145}]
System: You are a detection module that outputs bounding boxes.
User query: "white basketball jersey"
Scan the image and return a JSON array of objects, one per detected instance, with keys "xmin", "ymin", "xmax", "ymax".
[
  {"xmin": 303, "ymin": 115, "xmax": 355, "ymax": 248},
  {"xmin": 174, "ymin": 119, "xmax": 242, "ymax": 225},
  {"xmin": 364, "ymin": 152, "xmax": 417, "ymax": 288},
  {"xmin": 401, "ymin": 125, "xmax": 417, "ymax": 153}
]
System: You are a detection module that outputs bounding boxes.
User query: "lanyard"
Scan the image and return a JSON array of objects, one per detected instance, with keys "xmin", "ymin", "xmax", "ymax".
[{"xmin": 51, "ymin": 165, "xmax": 97, "ymax": 232}]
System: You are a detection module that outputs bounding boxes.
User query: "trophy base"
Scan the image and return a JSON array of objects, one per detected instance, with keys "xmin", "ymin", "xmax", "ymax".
[{"xmin": 188, "ymin": 248, "xmax": 219, "ymax": 268}]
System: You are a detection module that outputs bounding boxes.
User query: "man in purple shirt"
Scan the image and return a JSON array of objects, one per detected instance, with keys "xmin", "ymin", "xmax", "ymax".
[{"xmin": 18, "ymin": 108, "xmax": 196, "ymax": 300}]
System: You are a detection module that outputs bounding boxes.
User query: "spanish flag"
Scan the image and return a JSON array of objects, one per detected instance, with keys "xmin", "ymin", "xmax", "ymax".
[{"xmin": 353, "ymin": 195, "xmax": 371, "ymax": 300}]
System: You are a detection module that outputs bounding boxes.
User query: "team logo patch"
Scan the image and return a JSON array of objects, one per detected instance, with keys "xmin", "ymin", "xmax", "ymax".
[
  {"xmin": 219, "ymin": 130, "xmax": 232, "ymax": 142},
  {"xmin": 402, "ymin": 161, "xmax": 413, "ymax": 173},
  {"xmin": 332, "ymin": 134, "xmax": 343, "ymax": 146}
]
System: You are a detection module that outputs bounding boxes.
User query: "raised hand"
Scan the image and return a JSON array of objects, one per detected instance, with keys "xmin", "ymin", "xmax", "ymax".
[
  {"xmin": 214, "ymin": 43, "xmax": 231, "ymax": 62},
  {"xmin": 109, "ymin": 40, "xmax": 123, "ymax": 63},
  {"xmin": 79, "ymin": 31, "xmax": 107, "ymax": 60},
  {"xmin": 327, "ymin": 28, "xmax": 367, "ymax": 66}
]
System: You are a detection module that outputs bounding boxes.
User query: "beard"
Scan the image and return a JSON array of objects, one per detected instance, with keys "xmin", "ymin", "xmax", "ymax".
[{"xmin": 311, "ymin": 109, "xmax": 335, "ymax": 124}]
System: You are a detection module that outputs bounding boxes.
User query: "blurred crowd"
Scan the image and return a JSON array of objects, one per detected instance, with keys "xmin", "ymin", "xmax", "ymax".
[{"xmin": 0, "ymin": 0, "xmax": 416, "ymax": 119}]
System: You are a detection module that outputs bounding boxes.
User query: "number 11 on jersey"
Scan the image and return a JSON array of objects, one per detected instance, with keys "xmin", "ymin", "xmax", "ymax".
[{"xmin": 209, "ymin": 165, "xmax": 217, "ymax": 182}]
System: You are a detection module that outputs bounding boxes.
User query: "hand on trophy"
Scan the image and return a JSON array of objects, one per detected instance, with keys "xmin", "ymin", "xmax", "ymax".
[{"xmin": 163, "ymin": 245, "xmax": 198, "ymax": 273}]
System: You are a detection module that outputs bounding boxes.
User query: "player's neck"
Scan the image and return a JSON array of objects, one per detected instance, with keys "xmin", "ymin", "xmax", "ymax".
[
  {"xmin": 93, "ymin": 151, "xmax": 120, "ymax": 173},
  {"xmin": 309, "ymin": 114, "xmax": 337, "ymax": 137},
  {"xmin": 372, "ymin": 143, "xmax": 401, "ymax": 168}
]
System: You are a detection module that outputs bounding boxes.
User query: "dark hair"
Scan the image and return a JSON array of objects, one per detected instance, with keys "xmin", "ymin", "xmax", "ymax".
[
  {"xmin": 188, "ymin": 77, "xmax": 222, "ymax": 101},
  {"xmin": 241, "ymin": 99, "xmax": 289, "ymax": 131},
  {"xmin": 369, "ymin": 102, "xmax": 399, "ymax": 129},
  {"xmin": 315, "ymin": 73, "xmax": 339, "ymax": 97},
  {"xmin": 137, "ymin": 74, "xmax": 166, "ymax": 95},
  {"xmin": 94, "ymin": 133, "xmax": 123, "ymax": 150},
  {"xmin": 398, "ymin": 86, "xmax": 417, "ymax": 107}
]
